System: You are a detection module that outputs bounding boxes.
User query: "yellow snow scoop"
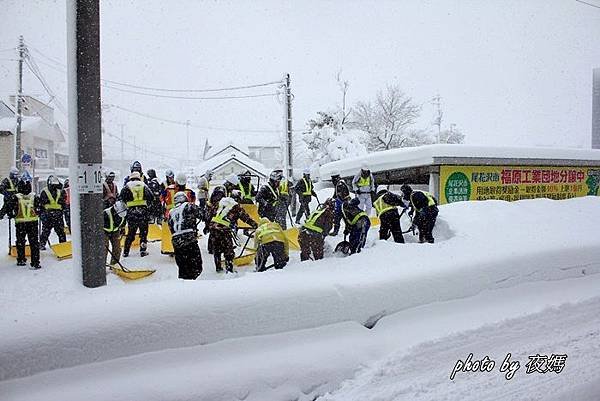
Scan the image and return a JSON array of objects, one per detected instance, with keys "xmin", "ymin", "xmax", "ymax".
[
  {"xmin": 238, "ymin": 204, "xmax": 259, "ymax": 229},
  {"xmin": 106, "ymin": 246, "xmax": 155, "ymax": 280},
  {"xmin": 369, "ymin": 216, "xmax": 380, "ymax": 227},
  {"xmin": 9, "ymin": 245, "xmax": 31, "ymax": 257},
  {"xmin": 160, "ymin": 221, "xmax": 174, "ymax": 254},
  {"xmin": 50, "ymin": 240, "xmax": 73, "ymax": 260},
  {"xmin": 147, "ymin": 223, "xmax": 162, "ymax": 242},
  {"xmin": 233, "ymin": 252, "xmax": 256, "ymax": 267},
  {"xmin": 284, "ymin": 227, "xmax": 300, "ymax": 251}
]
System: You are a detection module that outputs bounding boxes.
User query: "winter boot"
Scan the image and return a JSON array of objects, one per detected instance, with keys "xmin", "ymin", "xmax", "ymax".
[
  {"xmin": 30, "ymin": 264, "xmax": 41, "ymax": 270},
  {"xmin": 140, "ymin": 242, "xmax": 148, "ymax": 257},
  {"xmin": 17, "ymin": 260, "xmax": 27, "ymax": 267},
  {"xmin": 225, "ymin": 260, "xmax": 236, "ymax": 274},
  {"xmin": 122, "ymin": 248, "xmax": 130, "ymax": 258},
  {"xmin": 214, "ymin": 255, "xmax": 223, "ymax": 273}
]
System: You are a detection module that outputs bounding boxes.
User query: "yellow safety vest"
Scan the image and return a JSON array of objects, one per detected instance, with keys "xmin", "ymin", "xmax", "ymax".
[
  {"xmin": 126, "ymin": 182, "xmax": 147, "ymax": 207},
  {"xmin": 373, "ymin": 194, "xmax": 395, "ymax": 217},
  {"xmin": 279, "ymin": 180, "xmax": 289, "ymax": 195},
  {"xmin": 411, "ymin": 190, "xmax": 436, "ymax": 211},
  {"xmin": 302, "ymin": 178, "xmax": 312, "ymax": 196},
  {"xmin": 6, "ymin": 178, "xmax": 16, "ymax": 193},
  {"xmin": 238, "ymin": 183, "xmax": 254, "ymax": 201},
  {"xmin": 266, "ymin": 183, "xmax": 279, "ymax": 203},
  {"xmin": 43, "ymin": 188, "xmax": 62, "ymax": 210},
  {"xmin": 103, "ymin": 208, "xmax": 123, "ymax": 233},
  {"xmin": 211, "ymin": 202, "xmax": 234, "ymax": 228},
  {"xmin": 302, "ymin": 208, "xmax": 326, "ymax": 233},
  {"xmin": 342, "ymin": 207, "xmax": 367, "ymax": 226},
  {"xmin": 357, "ymin": 176, "xmax": 371, "ymax": 187},
  {"xmin": 255, "ymin": 221, "xmax": 286, "ymax": 244},
  {"xmin": 15, "ymin": 193, "xmax": 38, "ymax": 223}
]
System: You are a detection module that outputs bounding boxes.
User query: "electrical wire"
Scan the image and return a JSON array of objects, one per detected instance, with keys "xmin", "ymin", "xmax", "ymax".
[
  {"xmin": 104, "ymin": 104, "xmax": 282, "ymax": 133},
  {"xmin": 102, "ymin": 84, "xmax": 280, "ymax": 100},
  {"xmin": 575, "ymin": 0, "xmax": 600, "ymax": 9}
]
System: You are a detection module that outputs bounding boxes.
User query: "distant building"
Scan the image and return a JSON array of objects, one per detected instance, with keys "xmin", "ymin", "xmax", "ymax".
[
  {"xmin": 593, "ymin": 68, "xmax": 600, "ymax": 149},
  {"xmin": 0, "ymin": 97, "xmax": 67, "ymax": 188},
  {"xmin": 196, "ymin": 144, "xmax": 269, "ymax": 186}
]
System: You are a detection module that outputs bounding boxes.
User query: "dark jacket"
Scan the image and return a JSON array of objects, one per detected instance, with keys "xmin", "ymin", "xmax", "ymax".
[
  {"xmin": 295, "ymin": 177, "xmax": 316, "ymax": 201},
  {"xmin": 6, "ymin": 192, "xmax": 41, "ymax": 219},
  {"xmin": 409, "ymin": 191, "xmax": 438, "ymax": 212},
  {"xmin": 39, "ymin": 185, "xmax": 67, "ymax": 212},
  {"xmin": 0, "ymin": 177, "xmax": 18, "ymax": 197},
  {"xmin": 375, "ymin": 191, "xmax": 408, "ymax": 217},
  {"xmin": 168, "ymin": 202, "xmax": 202, "ymax": 247},
  {"xmin": 342, "ymin": 197, "xmax": 367, "ymax": 226},
  {"xmin": 119, "ymin": 180, "xmax": 154, "ymax": 209},
  {"xmin": 255, "ymin": 181, "xmax": 280, "ymax": 220}
]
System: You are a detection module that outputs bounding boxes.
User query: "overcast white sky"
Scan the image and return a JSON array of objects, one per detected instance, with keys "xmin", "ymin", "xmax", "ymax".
[{"xmin": 1, "ymin": 0, "xmax": 600, "ymax": 162}]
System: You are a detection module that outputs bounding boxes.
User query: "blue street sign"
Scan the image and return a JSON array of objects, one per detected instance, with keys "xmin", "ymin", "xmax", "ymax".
[{"xmin": 21, "ymin": 153, "xmax": 32, "ymax": 164}]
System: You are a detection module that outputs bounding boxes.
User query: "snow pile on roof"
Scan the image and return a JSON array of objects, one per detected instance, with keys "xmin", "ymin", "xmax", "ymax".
[
  {"xmin": 195, "ymin": 148, "xmax": 270, "ymax": 177},
  {"xmin": 1, "ymin": 196, "xmax": 599, "ymax": 384},
  {"xmin": 320, "ymin": 144, "xmax": 600, "ymax": 178},
  {"xmin": 0, "ymin": 117, "xmax": 15, "ymax": 132}
]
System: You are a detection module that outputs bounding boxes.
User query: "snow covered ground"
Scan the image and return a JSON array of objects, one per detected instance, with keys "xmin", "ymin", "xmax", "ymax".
[{"xmin": 0, "ymin": 196, "xmax": 599, "ymax": 400}]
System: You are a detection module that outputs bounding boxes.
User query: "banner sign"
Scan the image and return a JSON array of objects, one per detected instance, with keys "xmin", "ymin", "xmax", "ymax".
[{"xmin": 440, "ymin": 165, "xmax": 600, "ymax": 204}]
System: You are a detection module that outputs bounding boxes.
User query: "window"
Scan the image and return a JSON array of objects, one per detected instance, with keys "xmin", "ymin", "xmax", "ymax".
[{"xmin": 34, "ymin": 148, "xmax": 48, "ymax": 159}]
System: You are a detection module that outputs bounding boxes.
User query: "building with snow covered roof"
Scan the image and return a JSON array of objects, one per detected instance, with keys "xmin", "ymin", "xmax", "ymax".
[
  {"xmin": 320, "ymin": 144, "xmax": 600, "ymax": 204},
  {"xmin": 194, "ymin": 144, "xmax": 270, "ymax": 186}
]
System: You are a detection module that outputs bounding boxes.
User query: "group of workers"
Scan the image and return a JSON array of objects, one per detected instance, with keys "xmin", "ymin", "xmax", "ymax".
[{"xmin": 1, "ymin": 161, "xmax": 439, "ymax": 278}]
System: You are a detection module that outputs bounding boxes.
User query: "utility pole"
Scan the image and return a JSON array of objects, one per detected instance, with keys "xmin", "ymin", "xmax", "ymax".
[
  {"xmin": 67, "ymin": 0, "xmax": 105, "ymax": 288},
  {"xmin": 432, "ymin": 94, "xmax": 443, "ymax": 144},
  {"xmin": 15, "ymin": 36, "xmax": 24, "ymax": 170},
  {"xmin": 284, "ymin": 73, "xmax": 295, "ymax": 213}
]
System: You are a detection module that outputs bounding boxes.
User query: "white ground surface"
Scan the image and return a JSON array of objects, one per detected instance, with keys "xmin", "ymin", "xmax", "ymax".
[{"xmin": 0, "ymin": 196, "xmax": 599, "ymax": 400}]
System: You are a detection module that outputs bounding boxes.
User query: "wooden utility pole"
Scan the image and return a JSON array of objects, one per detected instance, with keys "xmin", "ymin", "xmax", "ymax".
[
  {"xmin": 67, "ymin": 0, "xmax": 105, "ymax": 288},
  {"xmin": 15, "ymin": 36, "xmax": 24, "ymax": 170}
]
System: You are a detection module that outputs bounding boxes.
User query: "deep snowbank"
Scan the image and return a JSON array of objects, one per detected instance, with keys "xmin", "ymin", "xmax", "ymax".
[{"xmin": 1, "ymin": 197, "xmax": 599, "ymax": 381}]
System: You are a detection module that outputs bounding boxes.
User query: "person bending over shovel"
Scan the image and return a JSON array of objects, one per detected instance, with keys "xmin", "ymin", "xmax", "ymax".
[
  {"xmin": 210, "ymin": 196, "xmax": 258, "ymax": 273},
  {"xmin": 168, "ymin": 191, "xmax": 204, "ymax": 280},
  {"xmin": 253, "ymin": 217, "xmax": 288, "ymax": 272},
  {"xmin": 342, "ymin": 197, "xmax": 371, "ymax": 254},
  {"xmin": 298, "ymin": 198, "xmax": 335, "ymax": 261}
]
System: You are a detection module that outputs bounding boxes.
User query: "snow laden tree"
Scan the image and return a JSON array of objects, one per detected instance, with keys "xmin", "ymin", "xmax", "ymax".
[
  {"xmin": 300, "ymin": 111, "xmax": 367, "ymax": 178},
  {"xmin": 352, "ymin": 85, "xmax": 424, "ymax": 151},
  {"xmin": 438, "ymin": 126, "xmax": 466, "ymax": 144}
]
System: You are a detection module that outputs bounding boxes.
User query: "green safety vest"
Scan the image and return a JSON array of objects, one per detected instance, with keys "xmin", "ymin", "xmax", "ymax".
[
  {"xmin": 15, "ymin": 193, "xmax": 38, "ymax": 223},
  {"xmin": 239, "ymin": 183, "xmax": 254, "ymax": 200},
  {"xmin": 255, "ymin": 222, "xmax": 284, "ymax": 244},
  {"xmin": 126, "ymin": 182, "xmax": 147, "ymax": 207},
  {"xmin": 411, "ymin": 190, "xmax": 436, "ymax": 211},
  {"xmin": 279, "ymin": 180, "xmax": 288, "ymax": 195},
  {"xmin": 103, "ymin": 208, "xmax": 124, "ymax": 233},
  {"xmin": 342, "ymin": 206, "xmax": 367, "ymax": 226},
  {"xmin": 357, "ymin": 176, "xmax": 371, "ymax": 187},
  {"xmin": 302, "ymin": 208, "xmax": 326, "ymax": 233},
  {"xmin": 302, "ymin": 178, "xmax": 312, "ymax": 196},
  {"xmin": 373, "ymin": 194, "xmax": 395, "ymax": 217},
  {"xmin": 43, "ymin": 188, "xmax": 62, "ymax": 210}
]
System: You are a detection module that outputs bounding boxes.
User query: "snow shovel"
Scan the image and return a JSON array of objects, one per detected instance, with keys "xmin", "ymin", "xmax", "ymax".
[
  {"xmin": 7, "ymin": 218, "xmax": 11, "ymax": 256},
  {"xmin": 147, "ymin": 223, "xmax": 162, "ymax": 242},
  {"xmin": 238, "ymin": 204, "xmax": 259, "ymax": 229},
  {"xmin": 233, "ymin": 229, "xmax": 256, "ymax": 267},
  {"xmin": 49, "ymin": 239, "xmax": 73, "ymax": 260},
  {"xmin": 160, "ymin": 221, "xmax": 174, "ymax": 254},
  {"xmin": 106, "ymin": 245, "xmax": 155, "ymax": 281},
  {"xmin": 334, "ymin": 234, "xmax": 352, "ymax": 256}
]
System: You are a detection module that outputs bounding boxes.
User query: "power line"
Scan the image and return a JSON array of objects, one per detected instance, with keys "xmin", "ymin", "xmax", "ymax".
[
  {"xmin": 575, "ymin": 0, "xmax": 600, "ymax": 8},
  {"xmin": 102, "ymin": 78, "xmax": 283, "ymax": 93},
  {"xmin": 102, "ymin": 83, "xmax": 279, "ymax": 100},
  {"xmin": 105, "ymin": 103, "xmax": 282, "ymax": 133}
]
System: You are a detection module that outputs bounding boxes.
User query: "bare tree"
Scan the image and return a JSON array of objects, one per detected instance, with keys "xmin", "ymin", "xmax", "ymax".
[{"xmin": 352, "ymin": 84, "xmax": 422, "ymax": 151}]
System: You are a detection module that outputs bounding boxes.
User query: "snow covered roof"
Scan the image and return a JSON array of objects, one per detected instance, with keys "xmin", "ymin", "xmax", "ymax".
[
  {"xmin": 195, "ymin": 149, "xmax": 269, "ymax": 178},
  {"xmin": 0, "ymin": 116, "xmax": 65, "ymax": 143},
  {"xmin": 320, "ymin": 144, "xmax": 600, "ymax": 178}
]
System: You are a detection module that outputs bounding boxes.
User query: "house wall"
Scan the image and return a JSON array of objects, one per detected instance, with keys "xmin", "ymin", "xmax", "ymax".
[{"xmin": 0, "ymin": 134, "xmax": 15, "ymax": 176}]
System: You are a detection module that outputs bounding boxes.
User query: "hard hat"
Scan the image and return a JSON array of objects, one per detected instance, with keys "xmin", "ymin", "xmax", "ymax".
[
  {"xmin": 176, "ymin": 172, "xmax": 187, "ymax": 186},
  {"xmin": 205, "ymin": 169, "xmax": 213, "ymax": 178},
  {"xmin": 147, "ymin": 169, "xmax": 157, "ymax": 179},
  {"xmin": 107, "ymin": 171, "xmax": 116, "ymax": 178},
  {"xmin": 174, "ymin": 191, "xmax": 188, "ymax": 205},
  {"xmin": 165, "ymin": 169, "xmax": 174, "ymax": 178},
  {"xmin": 270, "ymin": 170, "xmax": 283, "ymax": 181},
  {"xmin": 9, "ymin": 167, "xmax": 19, "ymax": 178},
  {"xmin": 47, "ymin": 175, "xmax": 60, "ymax": 186},
  {"xmin": 219, "ymin": 197, "xmax": 237, "ymax": 211},
  {"xmin": 376, "ymin": 185, "xmax": 388, "ymax": 194},
  {"xmin": 114, "ymin": 200, "xmax": 128, "ymax": 217},
  {"xmin": 129, "ymin": 171, "xmax": 141, "ymax": 180},
  {"xmin": 131, "ymin": 161, "xmax": 142, "ymax": 172},
  {"xmin": 400, "ymin": 184, "xmax": 412, "ymax": 195},
  {"xmin": 225, "ymin": 174, "xmax": 239, "ymax": 186},
  {"xmin": 63, "ymin": 178, "xmax": 70, "ymax": 187}
]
